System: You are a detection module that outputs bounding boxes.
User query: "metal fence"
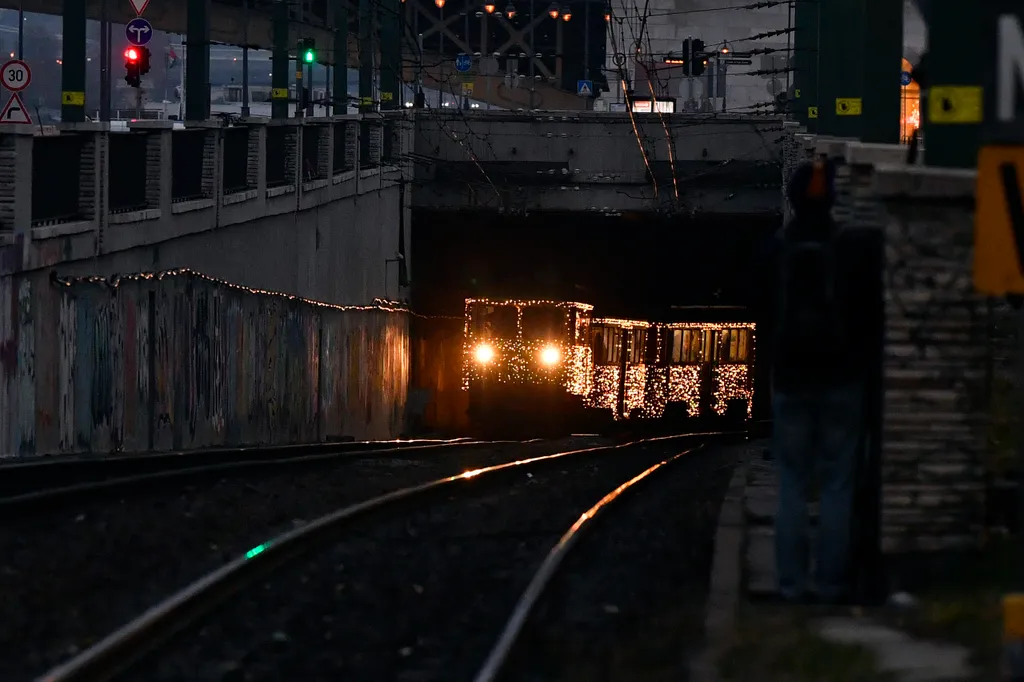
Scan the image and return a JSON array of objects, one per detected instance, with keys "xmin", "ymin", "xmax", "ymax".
[{"xmin": 0, "ymin": 270, "xmax": 410, "ymax": 457}]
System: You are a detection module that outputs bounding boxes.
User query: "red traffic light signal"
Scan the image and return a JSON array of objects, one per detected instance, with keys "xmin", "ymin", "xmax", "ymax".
[{"xmin": 125, "ymin": 47, "xmax": 139, "ymax": 63}]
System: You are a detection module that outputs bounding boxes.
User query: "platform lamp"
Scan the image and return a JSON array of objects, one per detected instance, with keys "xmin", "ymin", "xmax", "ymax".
[
  {"xmin": 561, "ymin": 8, "xmax": 570, "ymax": 20},
  {"xmin": 484, "ymin": 2, "xmax": 496, "ymax": 12},
  {"xmin": 548, "ymin": 3, "xmax": 559, "ymax": 18},
  {"xmin": 435, "ymin": 0, "xmax": 445, "ymax": 8},
  {"xmin": 505, "ymin": 3, "xmax": 515, "ymax": 17}
]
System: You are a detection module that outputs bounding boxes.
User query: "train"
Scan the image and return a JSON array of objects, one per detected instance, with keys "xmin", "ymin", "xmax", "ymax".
[{"xmin": 462, "ymin": 297, "xmax": 756, "ymax": 427}]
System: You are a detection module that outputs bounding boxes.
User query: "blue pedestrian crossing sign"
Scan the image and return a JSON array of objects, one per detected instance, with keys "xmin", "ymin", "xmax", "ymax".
[
  {"xmin": 577, "ymin": 79, "xmax": 593, "ymax": 97},
  {"xmin": 900, "ymin": 70, "xmax": 912, "ymax": 87},
  {"xmin": 455, "ymin": 54, "xmax": 472, "ymax": 72}
]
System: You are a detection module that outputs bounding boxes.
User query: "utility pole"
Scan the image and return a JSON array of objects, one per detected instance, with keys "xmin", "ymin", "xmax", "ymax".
[
  {"xmin": 241, "ymin": 0, "xmax": 250, "ymax": 117},
  {"xmin": 99, "ymin": 0, "xmax": 110, "ymax": 121},
  {"xmin": 861, "ymin": 0, "xmax": 902, "ymax": 143},
  {"xmin": 816, "ymin": 0, "xmax": 864, "ymax": 139},
  {"xmin": 921, "ymin": 0, "xmax": 984, "ymax": 167},
  {"xmin": 791, "ymin": 0, "xmax": 818, "ymax": 130}
]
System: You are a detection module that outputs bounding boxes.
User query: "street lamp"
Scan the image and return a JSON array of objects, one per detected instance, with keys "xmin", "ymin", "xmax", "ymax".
[
  {"xmin": 548, "ymin": 3, "xmax": 559, "ymax": 18},
  {"xmin": 505, "ymin": 2, "xmax": 515, "ymax": 17},
  {"xmin": 435, "ymin": 0, "xmax": 445, "ymax": 7},
  {"xmin": 484, "ymin": 2, "xmax": 496, "ymax": 11},
  {"xmin": 562, "ymin": 9, "xmax": 571, "ymax": 20}
]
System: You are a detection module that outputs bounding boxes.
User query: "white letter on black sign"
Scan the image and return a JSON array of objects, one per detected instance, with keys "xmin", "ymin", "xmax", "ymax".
[{"xmin": 998, "ymin": 14, "xmax": 1024, "ymax": 122}]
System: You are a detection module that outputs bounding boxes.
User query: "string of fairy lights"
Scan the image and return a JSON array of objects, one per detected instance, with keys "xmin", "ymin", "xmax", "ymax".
[{"xmin": 462, "ymin": 297, "xmax": 756, "ymax": 420}]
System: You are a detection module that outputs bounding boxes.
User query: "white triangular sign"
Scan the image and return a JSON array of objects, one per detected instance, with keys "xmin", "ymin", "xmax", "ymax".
[
  {"xmin": 578, "ymin": 82, "xmax": 592, "ymax": 96},
  {"xmin": 129, "ymin": 0, "xmax": 150, "ymax": 15},
  {"xmin": 0, "ymin": 92, "xmax": 31, "ymax": 124}
]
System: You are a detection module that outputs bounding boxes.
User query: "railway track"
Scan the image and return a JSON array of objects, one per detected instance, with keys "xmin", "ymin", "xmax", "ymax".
[
  {"xmin": 0, "ymin": 438, "xmax": 495, "ymax": 512},
  {"xmin": 30, "ymin": 432, "xmax": 739, "ymax": 682},
  {"xmin": 2, "ymin": 435, "xmax": 610, "ymax": 682}
]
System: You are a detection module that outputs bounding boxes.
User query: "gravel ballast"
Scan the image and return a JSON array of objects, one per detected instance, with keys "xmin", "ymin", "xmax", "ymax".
[
  {"xmin": 118, "ymin": 440, "xmax": 729, "ymax": 682},
  {"xmin": 1, "ymin": 436, "xmax": 612, "ymax": 682},
  {"xmin": 500, "ymin": 440, "xmax": 752, "ymax": 682}
]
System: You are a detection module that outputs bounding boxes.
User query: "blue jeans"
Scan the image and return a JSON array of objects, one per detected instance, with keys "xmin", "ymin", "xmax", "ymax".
[{"xmin": 772, "ymin": 382, "xmax": 862, "ymax": 601}]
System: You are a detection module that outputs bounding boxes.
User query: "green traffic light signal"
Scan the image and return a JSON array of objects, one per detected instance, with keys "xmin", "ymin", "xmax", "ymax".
[{"xmin": 304, "ymin": 49, "xmax": 314, "ymax": 63}]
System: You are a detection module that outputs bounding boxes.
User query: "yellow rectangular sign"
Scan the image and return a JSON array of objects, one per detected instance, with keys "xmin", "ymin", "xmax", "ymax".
[
  {"xmin": 794, "ymin": 88, "xmax": 801, "ymax": 99},
  {"xmin": 271, "ymin": 88, "xmax": 289, "ymax": 100},
  {"xmin": 359, "ymin": 96, "xmax": 373, "ymax": 106},
  {"xmin": 381, "ymin": 91, "xmax": 393, "ymax": 101},
  {"xmin": 974, "ymin": 145, "xmax": 1024, "ymax": 295},
  {"xmin": 835, "ymin": 98, "xmax": 862, "ymax": 116},
  {"xmin": 808, "ymin": 106, "xmax": 818, "ymax": 119},
  {"xmin": 929, "ymin": 85, "xmax": 983, "ymax": 124},
  {"xmin": 61, "ymin": 91, "xmax": 85, "ymax": 106}
]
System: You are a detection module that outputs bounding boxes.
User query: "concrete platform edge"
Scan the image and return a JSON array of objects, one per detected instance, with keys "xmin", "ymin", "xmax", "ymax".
[{"xmin": 689, "ymin": 451, "xmax": 749, "ymax": 682}]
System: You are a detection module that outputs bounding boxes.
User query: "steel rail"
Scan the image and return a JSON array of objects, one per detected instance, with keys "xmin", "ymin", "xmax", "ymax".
[
  {"xmin": 0, "ymin": 438, "xmax": 520, "ymax": 513},
  {"xmin": 34, "ymin": 433, "xmax": 711, "ymax": 682},
  {"xmin": 472, "ymin": 443, "xmax": 707, "ymax": 682}
]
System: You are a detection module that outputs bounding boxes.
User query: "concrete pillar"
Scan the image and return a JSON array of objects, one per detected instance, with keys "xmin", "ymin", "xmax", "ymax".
[
  {"xmin": 333, "ymin": 0, "xmax": 349, "ymax": 114},
  {"xmin": 791, "ymin": 0, "xmax": 819, "ymax": 131},
  {"xmin": 922, "ymin": 0, "xmax": 984, "ymax": 167},
  {"xmin": 861, "ymin": 0, "xmax": 902, "ymax": 144},
  {"xmin": 817, "ymin": 0, "xmax": 865, "ymax": 138},
  {"xmin": 272, "ymin": 0, "xmax": 291, "ymax": 119},
  {"xmin": 379, "ymin": 0, "xmax": 401, "ymax": 110},
  {"xmin": 358, "ymin": 0, "xmax": 376, "ymax": 165},
  {"xmin": 60, "ymin": 0, "xmax": 87, "ymax": 123},
  {"xmin": 186, "ymin": 0, "xmax": 212, "ymax": 121}
]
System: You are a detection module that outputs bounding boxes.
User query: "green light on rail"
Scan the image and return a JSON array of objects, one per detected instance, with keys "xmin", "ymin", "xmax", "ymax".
[
  {"xmin": 303, "ymin": 49, "xmax": 314, "ymax": 63},
  {"xmin": 245, "ymin": 543, "xmax": 269, "ymax": 559}
]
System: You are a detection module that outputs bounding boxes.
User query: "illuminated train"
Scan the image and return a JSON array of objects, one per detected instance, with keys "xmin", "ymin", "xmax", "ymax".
[{"xmin": 463, "ymin": 298, "xmax": 756, "ymax": 424}]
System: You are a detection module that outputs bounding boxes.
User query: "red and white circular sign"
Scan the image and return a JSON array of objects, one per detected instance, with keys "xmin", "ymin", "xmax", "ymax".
[{"xmin": 1, "ymin": 60, "xmax": 31, "ymax": 92}]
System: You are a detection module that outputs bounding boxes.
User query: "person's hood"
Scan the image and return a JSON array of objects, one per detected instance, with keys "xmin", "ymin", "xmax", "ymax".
[{"xmin": 787, "ymin": 158, "xmax": 836, "ymax": 217}]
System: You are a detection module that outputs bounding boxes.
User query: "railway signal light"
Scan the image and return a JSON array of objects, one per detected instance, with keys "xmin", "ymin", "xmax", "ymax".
[
  {"xmin": 691, "ymin": 39, "xmax": 706, "ymax": 76},
  {"xmin": 298, "ymin": 38, "xmax": 316, "ymax": 64},
  {"xmin": 124, "ymin": 46, "xmax": 141, "ymax": 88}
]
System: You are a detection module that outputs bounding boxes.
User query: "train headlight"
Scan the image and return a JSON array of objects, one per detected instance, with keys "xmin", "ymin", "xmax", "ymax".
[
  {"xmin": 474, "ymin": 343, "xmax": 496, "ymax": 364},
  {"xmin": 539, "ymin": 345, "xmax": 561, "ymax": 366}
]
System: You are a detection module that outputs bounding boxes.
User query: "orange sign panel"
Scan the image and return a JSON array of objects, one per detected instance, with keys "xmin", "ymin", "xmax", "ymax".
[{"xmin": 974, "ymin": 145, "xmax": 1024, "ymax": 295}]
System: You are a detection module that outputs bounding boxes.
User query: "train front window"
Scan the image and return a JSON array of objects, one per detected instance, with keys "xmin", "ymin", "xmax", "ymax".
[
  {"xmin": 521, "ymin": 307, "xmax": 566, "ymax": 341},
  {"xmin": 472, "ymin": 305, "xmax": 518, "ymax": 338}
]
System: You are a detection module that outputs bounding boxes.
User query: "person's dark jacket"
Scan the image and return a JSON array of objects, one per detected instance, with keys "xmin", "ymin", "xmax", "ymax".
[{"xmin": 760, "ymin": 160, "xmax": 880, "ymax": 392}]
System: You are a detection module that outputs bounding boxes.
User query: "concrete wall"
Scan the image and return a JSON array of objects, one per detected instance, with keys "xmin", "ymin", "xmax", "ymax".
[
  {"xmin": 0, "ymin": 116, "xmax": 412, "ymax": 305},
  {"xmin": 412, "ymin": 111, "xmax": 785, "ymax": 214},
  {"xmin": 0, "ymin": 270, "xmax": 409, "ymax": 457}
]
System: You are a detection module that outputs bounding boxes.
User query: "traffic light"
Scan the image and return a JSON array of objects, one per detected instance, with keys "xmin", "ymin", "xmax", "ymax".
[
  {"xmin": 691, "ymin": 39, "xmax": 706, "ymax": 77},
  {"xmin": 138, "ymin": 46, "xmax": 152, "ymax": 76},
  {"xmin": 124, "ymin": 46, "xmax": 141, "ymax": 88},
  {"xmin": 298, "ymin": 38, "xmax": 316, "ymax": 64}
]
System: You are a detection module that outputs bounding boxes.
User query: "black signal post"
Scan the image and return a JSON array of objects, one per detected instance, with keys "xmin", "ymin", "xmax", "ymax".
[{"xmin": 124, "ymin": 46, "xmax": 141, "ymax": 88}]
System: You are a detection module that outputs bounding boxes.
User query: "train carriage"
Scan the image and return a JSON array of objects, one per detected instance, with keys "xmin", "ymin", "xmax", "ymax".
[{"xmin": 585, "ymin": 319, "xmax": 756, "ymax": 421}]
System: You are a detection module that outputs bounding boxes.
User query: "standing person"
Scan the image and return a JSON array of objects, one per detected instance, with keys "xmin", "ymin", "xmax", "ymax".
[{"xmin": 770, "ymin": 158, "xmax": 864, "ymax": 604}]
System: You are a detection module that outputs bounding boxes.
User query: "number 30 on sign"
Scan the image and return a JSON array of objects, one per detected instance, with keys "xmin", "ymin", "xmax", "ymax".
[{"xmin": 1, "ymin": 60, "xmax": 31, "ymax": 92}]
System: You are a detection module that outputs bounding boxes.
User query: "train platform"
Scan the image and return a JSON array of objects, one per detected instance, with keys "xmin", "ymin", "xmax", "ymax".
[{"xmin": 691, "ymin": 445, "xmax": 977, "ymax": 682}]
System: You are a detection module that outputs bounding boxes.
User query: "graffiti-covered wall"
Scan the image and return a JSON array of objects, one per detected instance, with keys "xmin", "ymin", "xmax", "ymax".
[{"xmin": 0, "ymin": 270, "xmax": 410, "ymax": 457}]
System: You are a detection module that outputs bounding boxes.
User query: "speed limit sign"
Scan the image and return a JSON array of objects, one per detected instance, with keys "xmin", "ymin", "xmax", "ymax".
[{"xmin": 1, "ymin": 60, "xmax": 31, "ymax": 92}]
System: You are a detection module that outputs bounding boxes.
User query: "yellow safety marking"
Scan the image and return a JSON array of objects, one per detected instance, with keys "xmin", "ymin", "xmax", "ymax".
[
  {"xmin": 381, "ymin": 91, "xmax": 393, "ymax": 101},
  {"xmin": 975, "ymin": 145, "xmax": 1024, "ymax": 295},
  {"xmin": 835, "ymin": 98, "xmax": 862, "ymax": 116},
  {"xmin": 794, "ymin": 88, "xmax": 801, "ymax": 99},
  {"xmin": 295, "ymin": 70, "xmax": 303, "ymax": 79},
  {"xmin": 271, "ymin": 88, "xmax": 289, "ymax": 100},
  {"xmin": 359, "ymin": 96, "xmax": 373, "ymax": 106},
  {"xmin": 1004, "ymin": 594, "xmax": 1024, "ymax": 640},
  {"xmin": 807, "ymin": 106, "xmax": 818, "ymax": 119},
  {"xmin": 929, "ymin": 85, "xmax": 983, "ymax": 124},
  {"xmin": 61, "ymin": 91, "xmax": 85, "ymax": 106}
]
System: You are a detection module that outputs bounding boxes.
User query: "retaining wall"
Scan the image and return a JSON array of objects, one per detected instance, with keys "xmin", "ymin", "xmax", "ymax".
[{"xmin": 0, "ymin": 269, "xmax": 410, "ymax": 457}]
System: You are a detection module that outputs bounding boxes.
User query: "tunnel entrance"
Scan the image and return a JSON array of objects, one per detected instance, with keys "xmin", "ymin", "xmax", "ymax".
[
  {"xmin": 408, "ymin": 209, "xmax": 782, "ymax": 433},
  {"xmin": 411, "ymin": 209, "xmax": 781, "ymax": 319}
]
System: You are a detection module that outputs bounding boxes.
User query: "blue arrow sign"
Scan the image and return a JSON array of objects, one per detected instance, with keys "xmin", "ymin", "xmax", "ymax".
[
  {"xmin": 900, "ymin": 70, "xmax": 912, "ymax": 87},
  {"xmin": 455, "ymin": 53, "xmax": 472, "ymax": 73},
  {"xmin": 126, "ymin": 17, "xmax": 153, "ymax": 47}
]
